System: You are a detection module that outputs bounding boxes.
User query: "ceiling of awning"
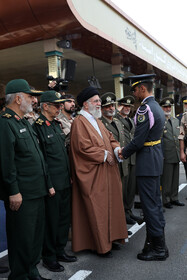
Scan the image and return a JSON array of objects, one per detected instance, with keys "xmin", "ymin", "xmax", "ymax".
[{"xmin": 0, "ymin": 0, "xmax": 185, "ymax": 93}]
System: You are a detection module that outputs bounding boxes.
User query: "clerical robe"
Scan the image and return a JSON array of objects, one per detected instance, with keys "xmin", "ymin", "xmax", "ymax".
[{"xmin": 70, "ymin": 115, "xmax": 128, "ymax": 254}]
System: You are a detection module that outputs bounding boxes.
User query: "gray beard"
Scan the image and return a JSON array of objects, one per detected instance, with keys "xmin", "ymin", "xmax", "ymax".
[{"xmin": 20, "ymin": 98, "xmax": 33, "ymax": 114}]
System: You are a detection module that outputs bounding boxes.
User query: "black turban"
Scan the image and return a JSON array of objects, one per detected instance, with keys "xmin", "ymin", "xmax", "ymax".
[{"xmin": 77, "ymin": 86, "xmax": 100, "ymax": 107}]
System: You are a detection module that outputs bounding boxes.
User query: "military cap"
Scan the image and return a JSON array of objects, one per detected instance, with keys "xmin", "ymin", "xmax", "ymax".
[
  {"xmin": 40, "ymin": 91, "xmax": 66, "ymax": 103},
  {"xmin": 77, "ymin": 86, "xmax": 100, "ymax": 107},
  {"xmin": 159, "ymin": 97, "xmax": 174, "ymax": 107},
  {"xmin": 100, "ymin": 92, "xmax": 116, "ymax": 107},
  {"xmin": 118, "ymin": 95, "xmax": 135, "ymax": 106},
  {"xmin": 6, "ymin": 79, "xmax": 43, "ymax": 96},
  {"xmin": 122, "ymin": 74, "xmax": 156, "ymax": 91}
]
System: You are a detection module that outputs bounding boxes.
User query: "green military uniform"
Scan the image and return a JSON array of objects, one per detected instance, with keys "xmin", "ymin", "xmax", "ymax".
[
  {"xmin": 116, "ymin": 111, "xmax": 136, "ymax": 210},
  {"xmin": 0, "ymin": 108, "xmax": 48, "ymax": 280},
  {"xmin": 33, "ymin": 102, "xmax": 71, "ymax": 263},
  {"xmin": 160, "ymin": 98, "xmax": 180, "ymax": 205}
]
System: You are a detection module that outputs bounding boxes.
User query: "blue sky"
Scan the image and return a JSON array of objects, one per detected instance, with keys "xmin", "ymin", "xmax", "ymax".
[{"xmin": 112, "ymin": 0, "xmax": 187, "ymax": 67}]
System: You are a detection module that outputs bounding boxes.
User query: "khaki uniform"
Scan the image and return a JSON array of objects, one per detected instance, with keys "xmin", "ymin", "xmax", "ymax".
[
  {"xmin": 178, "ymin": 112, "xmax": 187, "ymax": 177},
  {"xmin": 161, "ymin": 117, "xmax": 180, "ymax": 204}
]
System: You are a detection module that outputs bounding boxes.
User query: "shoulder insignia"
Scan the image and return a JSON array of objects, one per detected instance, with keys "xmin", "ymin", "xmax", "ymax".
[
  {"xmin": 2, "ymin": 113, "xmax": 12, "ymax": 119},
  {"xmin": 36, "ymin": 118, "xmax": 44, "ymax": 125}
]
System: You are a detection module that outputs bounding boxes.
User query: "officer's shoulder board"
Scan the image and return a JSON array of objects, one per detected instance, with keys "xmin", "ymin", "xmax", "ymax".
[
  {"xmin": 35, "ymin": 118, "xmax": 44, "ymax": 126},
  {"xmin": 2, "ymin": 113, "xmax": 12, "ymax": 119}
]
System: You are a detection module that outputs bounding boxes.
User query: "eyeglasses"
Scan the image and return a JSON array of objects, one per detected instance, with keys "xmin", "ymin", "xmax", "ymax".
[{"xmin": 46, "ymin": 103, "xmax": 62, "ymax": 109}]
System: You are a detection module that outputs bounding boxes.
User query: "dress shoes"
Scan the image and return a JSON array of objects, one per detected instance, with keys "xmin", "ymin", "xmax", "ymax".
[
  {"xmin": 127, "ymin": 210, "xmax": 144, "ymax": 225},
  {"xmin": 0, "ymin": 266, "xmax": 9, "ymax": 274},
  {"xmin": 164, "ymin": 202, "xmax": 173, "ymax": 209},
  {"xmin": 112, "ymin": 243, "xmax": 121, "ymax": 250},
  {"xmin": 171, "ymin": 200, "xmax": 185, "ymax": 206},
  {"xmin": 43, "ymin": 260, "xmax": 64, "ymax": 272},
  {"xmin": 97, "ymin": 251, "xmax": 113, "ymax": 258},
  {"xmin": 125, "ymin": 213, "xmax": 136, "ymax": 225},
  {"xmin": 57, "ymin": 252, "xmax": 77, "ymax": 263}
]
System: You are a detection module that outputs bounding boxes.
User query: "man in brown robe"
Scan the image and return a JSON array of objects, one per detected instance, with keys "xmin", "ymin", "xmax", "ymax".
[{"xmin": 70, "ymin": 87, "xmax": 128, "ymax": 258}]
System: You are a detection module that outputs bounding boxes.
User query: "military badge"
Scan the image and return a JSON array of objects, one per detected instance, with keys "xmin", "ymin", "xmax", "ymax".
[
  {"xmin": 106, "ymin": 96, "xmax": 112, "ymax": 102},
  {"xmin": 14, "ymin": 115, "xmax": 20, "ymax": 120},
  {"xmin": 36, "ymin": 118, "xmax": 44, "ymax": 125},
  {"xmin": 137, "ymin": 114, "xmax": 145, "ymax": 122},
  {"xmin": 127, "ymin": 99, "xmax": 131, "ymax": 104},
  {"xmin": 55, "ymin": 92, "xmax": 61, "ymax": 99},
  {"xmin": 2, "ymin": 113, "xmax": 12, "ymax": 118},
  {"xmin": 45, "ymin": 120, "xmax": 51, "ymax": 126}
]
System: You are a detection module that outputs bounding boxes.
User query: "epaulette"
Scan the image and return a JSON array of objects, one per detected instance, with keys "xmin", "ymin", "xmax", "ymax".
[
  {"xmin": 2, "ymin": 113, "xmax": 12, "ymax": 119},
  {"xmin": 35, "ymin": 118, "xmax": 44, "ymax": 125},
  {"xmin": 113, "ymin": 117, "xmax": 118, "ymax": 121}
]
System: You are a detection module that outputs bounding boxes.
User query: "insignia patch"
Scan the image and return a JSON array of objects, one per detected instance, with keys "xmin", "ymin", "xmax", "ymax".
[
  {"xmin": 55, "ymin": 92, "xmax": 61, "ymax": 99},
  {"xmin": 45, "ymin": 120, "xmax": 51, "ymax": 126},
  {"xmin": 36, "ymin": 118, "xmax": 44, "ymax": 125},
  {"xmin": 14, "ymin": 115, "xmax": 20, "ymax": 120},
  {"xmin": 137, "ymin": 114, "xmax": 145, "ymax": 122},
  {"xmin": 127, "ymin": 99, "xmax": 131, "ymax": 104},
  {"xmin": 2, "ymin": 113, "xmax": 12, "ymax": 118}
]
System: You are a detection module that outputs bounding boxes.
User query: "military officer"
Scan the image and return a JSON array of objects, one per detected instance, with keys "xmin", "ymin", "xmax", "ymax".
[
  {"xmin": 177, "ymin": 97, "xmax": 187, "ymax": 179},
  {"xmin": 33, "ymin": 91, "xmax": 77, "ymax": 273},
  {"xmin": 0, "ymin": 79, "xmax": 52, "ymax": 280},
  {"xmin": 100, "ymin": 92, "xmax": 142, "ymax": 225},
  {"xmin": 116, "ymin": 96, "xmax": 143, "ymax": 224},
  {"xmin": 120, "ymin": 74, "xmax": 168, "ymax": 261},
  {"xmin": 160, "ymin": 97, "xmax": 185, "ymax": 208}
]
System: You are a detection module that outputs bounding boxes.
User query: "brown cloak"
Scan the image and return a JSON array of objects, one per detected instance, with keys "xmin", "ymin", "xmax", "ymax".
[{"xmin": 70, "ymin": 115, "xmax": 128, "ymax": 254}]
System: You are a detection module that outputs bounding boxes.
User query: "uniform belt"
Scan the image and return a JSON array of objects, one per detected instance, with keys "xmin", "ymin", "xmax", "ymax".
[{"xmin": 144, "ymin": 140, "xmax": 161, "ymax": 146}]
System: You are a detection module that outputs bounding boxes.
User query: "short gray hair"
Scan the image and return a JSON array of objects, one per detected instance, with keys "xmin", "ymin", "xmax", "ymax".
[{"xmin": 5, "ymin": 92, "xmax": 24, "ymax": 105}]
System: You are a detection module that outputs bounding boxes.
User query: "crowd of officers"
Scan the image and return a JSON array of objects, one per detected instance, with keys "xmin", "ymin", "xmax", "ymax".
[{"xmin": 0, "ymin": 76, "xmax": 186, "ymax": 279}]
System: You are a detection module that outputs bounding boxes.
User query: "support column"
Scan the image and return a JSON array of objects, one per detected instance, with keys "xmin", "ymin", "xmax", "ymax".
[
  {"xmin": 111, "ymin": 53, "xmax": 124, "ymax": 100},
  {"xmin": 167, "ymin": 76, "xmax": 175, "ymax": 117},
  {"xmin": 44, "ymin": 38, "xmax": 63, "ymax": 78}
]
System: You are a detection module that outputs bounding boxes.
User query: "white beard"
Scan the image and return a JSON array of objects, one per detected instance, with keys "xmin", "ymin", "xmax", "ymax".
[{"xmin": 88, "ymin": 102, "xmax": 102, "ymax": 119}]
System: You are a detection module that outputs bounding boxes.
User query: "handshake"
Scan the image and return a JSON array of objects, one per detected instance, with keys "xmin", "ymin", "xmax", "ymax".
[
  {"xmin": 106, "ymin": 147, "xmax": 124, "ymax": 166},
  {"xmin": 118, "ymin": 147, "xmax": 124, "ymax": 160}
]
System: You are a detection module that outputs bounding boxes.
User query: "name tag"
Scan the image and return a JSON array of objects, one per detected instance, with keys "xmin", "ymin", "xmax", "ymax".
[
  {"xmin": 20, "ymin": 128, "xmax": 27, "ymax": 133},
  {"xmin": 47, "ymin": 134, "xmax": 54, "ymax": 138}
]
